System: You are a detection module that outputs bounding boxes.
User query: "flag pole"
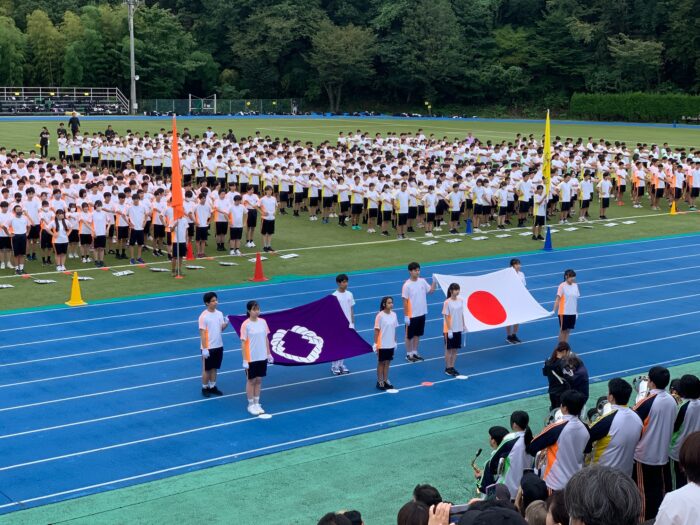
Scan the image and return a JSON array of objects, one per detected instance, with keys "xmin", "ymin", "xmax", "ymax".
[{"xmin": 542, "ymin": 109, "xmax": 553, "ymax": 251}]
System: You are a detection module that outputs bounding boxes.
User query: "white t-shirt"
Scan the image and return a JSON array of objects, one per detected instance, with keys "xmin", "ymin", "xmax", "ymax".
[
  {"xmin": 656, "ymin": 482, "xmax": 700, "ymax": 525},
  {"xmin": 198, "ymin": 309, "xmax": 226, "ymax": 350},
  {"xmin": 240, "ymin": 317, "xmax": 270, "ymax": 363},
  {"xmin": 442, "ymin": 298, "xmax": 465, "ymax": 332},
  {"xmin": 402, "ymin": 278, "xmax": 432, "ymax": 318},
  {"xmin": 332, "ymin": 289, "xmax": 355, "ymax": 323},
  {"xmin": 260, "ymin": 195, "xmax": 277, "ymax": 220},
  {"xmin": 556, "ymin": 282, "xmax": 580, "ymax": 315},
  {"xmin": 374, "ymin": 310, "xmax": 398, "ymax": 349}
]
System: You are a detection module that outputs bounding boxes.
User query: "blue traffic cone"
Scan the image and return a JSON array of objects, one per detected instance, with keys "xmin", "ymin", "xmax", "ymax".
[
  {"xmin": 465, "ymin": 218, "xmax": 473, "ymax": 234},
  {"xmin": 543, "ymin": 226, "xmax": 553, "ymax": 251}
]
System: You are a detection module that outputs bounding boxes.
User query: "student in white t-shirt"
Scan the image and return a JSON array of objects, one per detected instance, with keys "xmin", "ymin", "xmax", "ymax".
[
  {"xmin": 198, "ymin": 291, "xmax": 228, "ymax": 397},
  {"xmin": 240, "ymin": 300, "xmax": 272, "ymax": 416},
  {"xmin": 506, "ymin": 258, "xmax": 526, "ymax": 344},
  {"xmin": 442, "ymin": 283, "xmax": 465, "ymax": 377},
  {"xmin": 331, "ymin": 273, "xmax": 356, "ymax": 376},
  {"xmin": 553, "ymin": 269, "xmax": 580, "ymax": 343},
  {"xmin": 374, "ymin": 296, "xmax": 398, "ymax": 391},
  {"xmin": 227, "ymin": 194, "xmax": 246, "ymax": 256},
  {"xmin": 259, "ymin": 185, "xmax": 277, "ymax": 253},
  {"xmin": 402, "ymin": 261, "xmax": 437, "ymax": 362}
]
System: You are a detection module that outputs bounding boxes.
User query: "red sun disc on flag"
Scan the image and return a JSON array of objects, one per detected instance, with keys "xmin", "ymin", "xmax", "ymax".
[{"xmin": 467, "ymin": 291, "xmax": 507, "ymax": 325}]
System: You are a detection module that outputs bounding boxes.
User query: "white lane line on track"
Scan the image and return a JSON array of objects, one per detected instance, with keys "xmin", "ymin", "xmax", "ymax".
[
  {"xmin": 1, "ymin": 233, "xmax": 698, "ymax": 318},
  {"xmin": 1, "ymin": 339, "xmax": 699, "ymax": 474},
  {"xmin": 2, "ymin": 301, "xmax": 699, "ymax": 411}
]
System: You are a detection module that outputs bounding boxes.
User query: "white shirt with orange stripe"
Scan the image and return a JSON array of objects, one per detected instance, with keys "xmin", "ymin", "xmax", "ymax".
[
  {"xmin": 374, "ymin": 310, "xmax": 398, "ymax": 349},
  {"xmin": 442, "ymin": 298, "xmax": 465, "ymax": 333},
  {"xmin": 260, "ymin": 195, "xmax": 277, "ymax": 220},
  {"xmin": 240, "ymin": 317, "xmax": 270, "ymax": 363},
  {"xmin": 198, "ymin": 309, "xmax": 226, "ymax": 350},
  {"xmin": 402, "ymin": 278, "xmax": 431, "ymax": 318},
  {"xmin": 556, "ymin": 282, "xmax": 580, "ymax": 315}
]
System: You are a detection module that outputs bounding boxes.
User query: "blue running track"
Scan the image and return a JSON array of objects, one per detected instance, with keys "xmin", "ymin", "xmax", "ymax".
[{"xmin": 1, "ymin": 234, "xmax": 699, "ymax": 513}]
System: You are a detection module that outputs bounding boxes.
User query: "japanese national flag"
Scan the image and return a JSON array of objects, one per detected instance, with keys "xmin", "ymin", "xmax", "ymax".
[{"xmin": 434, "ymin": 269, "xmax": 551, "ymax": 332}]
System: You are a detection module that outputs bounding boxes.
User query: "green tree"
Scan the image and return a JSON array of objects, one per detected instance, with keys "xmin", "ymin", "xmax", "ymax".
[
  {"xmin": 0, "ymin": 16, "xmax": 25, "ymax": 85},
  {"xmin": 663, "ymin": 0, "xmax": 700, "ymax": 91},
  {"xmin": 308, "ymin": 21, "xmax": 377, "ymax": 111},
  {"xmin": 607, "ymin": 34, "xmax": 663, "ymax": 90},
  {"xmin": 62, "ymin": 42, "xmax": 83, "ymax": 85},
  {"xmin": 25, "ymin": 9, "xmax": 65, "ymax": 85}
]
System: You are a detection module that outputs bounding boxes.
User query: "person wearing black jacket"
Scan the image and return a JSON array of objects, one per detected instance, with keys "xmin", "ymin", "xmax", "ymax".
[
  {"xmin": 105, "ymin": 125, "xmax": 116, "ymax": 140},
  {"xmin": 543, "ymin": 341, "xmax": 571, "ymax": 410},
  {"xmin": 68, "ymin": 112, "xmax": 80, "ymax": 138},
  {"xmin": 38, "ymin": 127, "xmax": 50, "ymax": 158},
  {"xmin": 562, "ymin": 352, "xmax": 589, "ymax": 406}
]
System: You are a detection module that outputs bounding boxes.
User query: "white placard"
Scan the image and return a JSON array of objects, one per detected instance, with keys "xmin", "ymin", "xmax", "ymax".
[
  {"xmin": 185, "ymin": 265, "xmax": 205, "ymax": 269},
  {"xmin": 248, "ymin": 257, "xmax": 268, "ymax": 262},
  {"xmin": 279, "ymin": 254, "xmax": 299, "ymax": 259},
  {"xmin": 621, "ymin": 220, "xmax": 636, "ymax": 225},
  {"xmin": 112, "ymin": 270, "xmax": 134, "ymax": 277},
  {"xmin": 495, "ymin": 234, "xmax": 511, "ymax": 238},
  {"xmin": 445, "ymin": 238, "xmax": 463, "ymax": 243},
  {"xmin": 471, "ymin": 236, "xmax": 489, "ymax": 241},
  {"xmin": 34, "ymin": 279, "xmax": 57, "ymax": 284},
  {"xmin": 219, "ymin": 262, "xmax": 238, "ymax": 266},
  {"xmin": 0, "ymin": 284, "xmax": 14, "ymax": 289},
  {"xmin": 422, "ymin": 240, "xmax": 439, "ymax": 246},
  {"xmin": 78, "ymin": 276, "xmax": 94, "ymax": 281},
  {"xmin": 150, "ymin": 268, "xmax": 170, "ymax": 272},
  {"xmin": 519, "ymin": 232, "xmax": 532, "ymax": 236},
  {"xmin": 564, "ymin": 227, "xmax": 579, "ymax": 232},
  {"xmin": 603, "ymin": 223, "xmax": 619, "ymax": 227}
]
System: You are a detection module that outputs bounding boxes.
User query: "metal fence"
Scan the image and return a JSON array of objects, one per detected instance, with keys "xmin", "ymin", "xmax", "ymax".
[
  {"xmin": 0, "ymin": 87, "xmax": 129, "ymax": 115},
  {"xmin": 138, "ymin": 98, "xmax": 300, "ymax": 115}
]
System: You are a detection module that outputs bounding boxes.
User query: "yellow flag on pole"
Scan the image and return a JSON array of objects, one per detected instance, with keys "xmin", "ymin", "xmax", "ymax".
[{"xmin": 543, "ymin": 109, "xmax": 551, "ymax": 193}]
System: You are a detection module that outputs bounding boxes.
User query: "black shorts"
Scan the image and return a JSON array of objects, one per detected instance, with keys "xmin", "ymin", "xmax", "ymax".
[
  {"xmin": 601, "ymin": 197, "xmax": 610, "ymax": 208},
  {"xmin": 153, "ymin": 224, "xmax": 166, "ymax": 239},
  {"xmin": 581, "ymin": 199, "xmax": 590, "ymax": 209},
  {"xmin": 378, "ymin": 348, "xmax": 395, "ymax": 362},
  {"xmin": 618, "ymin": 185, "xmax": 626, "ymax": 194},
  {"xmin": 230, "ymin": 227, "xmax": 243, "ymax": 240},
  {"xmin": 246, "ymin": 210, "xmax": 257, "ymax": 228},
  {"xmin": 691, "ymin": 188, "xmax": 699, "ymax": 198},
  {"xmin": 559, "ymin": 314, "xmax": 577, "ymax": 331},
  {"xmin": 204, "ymin": 346, "xmax": 224, "ymax": 371},
  {"xmin": 351, "ymin": 203, "xmax": 363, "ymax": 215},
  {"xmin": 0, "ymin": 237, "xmax": 10, "ymax": 250},
  {"xmin": 246, "ymin": 359, "xmax": 268, "ymax": 379},
  {"xmin": 129, "ymin": 229, "xmax": 145, "ymax": 246},
  {"xmin": 187, "ymin": 223, "xmax": 195, "ymax": 238},
  {"xmin": 368, "ymin": 208, "xmax": 378, "ymax": 218},
  {"xmin": 674, "ymin": 188, "xmax": 682, "ymax": 200},
  {"xmin": 279, "ymin": 191, "xmax": 289, "ymax": 202},
  {"xmin": 323, "ymin": 196, "xmax": 334, "ymax": 209},
  {"xmin": 519, "ymin": 201, "xmax": 531, "ymax": 213},
  {"xmin": 195, "ymin": 227, "xmax": 209, "ymax": 241},
  {"xmin": 482, "ymin": 205, "xmax": 491, "ymax": 216},
  {"xmin": 498, "ymin": 206, "xmax": 507, "ymax": 217},
  {"xmin": 340, "ymin": 201, "xmax": 350, "ymax": 213},
  {"xmin": 80, "ymin": 233, "xmax": 93, "ymax": 246},
  {"xmin": 535, "ymin": 216, "xmax": 545, "ymax": 226},
  {"xmin": 445, "ymin": 331, "xmax": 462, "ymax": 349},
  {"xmin": 309, "ymin": 197, "xmax": 319, "ymax": 207},
  {"xmin": 40, "ymin": 231, "xmax": 53, "ymax": 250},
  {"xmin": 172, "ymin": 242, "xmax": 187, "ymax": 258},
  {"xmin": 68, "ymin": 230, "xmax": 79, "ymax": 243},
  {"xmin": 398, "ymin": 213, "xmax": 408, "ymax": 226},
  {"xmin": 54, "ymin": 242, "xmax": 68, "ymax": 255},
  {"xmin": 408, "ymin": 206, "xmax": 417, "ymax": 219},
  {"xmin": 382, "ymin": 210, "xmax": 392, "ymax": 223},
  {"xmin": 12, "ymin": 234, "xmax": 26, "ymax": 256},
  {"xmin": 261, "ymin": 219, "xmax": 275, "ymax": 235},
  {"xmin": 637, "ymin": 187, "xmax": 645, "ymax": 197},
  {"xmin": 451, "ymin": 211, "xmax": 461, "ymax": 221},
  {"xmin": 427, "ymin": 212, "xmax": 436, "ymax": 223},
  {"xmin": 295, "ymin": 192, "xmax": 305, "ymax": 204},
  {"xmin": 28, "ymin": 225, "xmax": 40, "ymax": 240},
  {"xmin": 215, "ymin": 222, "xmax": 228, "ymax": 236},
  {"xmin": 406, "ymin": 314, "xmax": 426, "ymax": 338},
  {"xmin": 655, "ymin": 188, "xmax": 664, "ymax": 198},
  {"xmin": 94, "ymin": 235, "xmax": 106, "ymax": 249},
  {"xmin": 561, "ymin": 202, "xmax": 571, "ymax": 212},
  {"xmin": 474, "ymin": 204, "xmax": 483, "ymax": 215},
  {"xmin": 117, "ymin": 226, "xmax": 130, "ymax": 240}
]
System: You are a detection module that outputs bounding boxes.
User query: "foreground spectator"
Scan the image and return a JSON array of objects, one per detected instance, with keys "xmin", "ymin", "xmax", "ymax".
[
  {"xmin": 318, "ymin": 511, "xmax": 352, "ymax": 525},
  {"xmin": 413, "ymin": 484, "xmax": 443, "ymax": 508},
  {"xmin": 397, "ymin": 500, "xmax": 429, "ymax": 525},
  {"xmin": 343, "ymin": 509, "xmax": 364, "ymax": 525},
  {"xmin": 669, "ymin": 374, "xmax": 700, "ymax": 489},
  {"xmin": 656, "ymin": 431, "xmax": 700, "ymax": 525},
  {"xmin": 524, "ymin": 500, "xmax": 547, "ymax": 525},
  {"xmin": 564, "ymin": 465, "xmax": 641, "ymax": 525},
  {"xmin": 545, "ymin": 491, "xmax": 569, "ymax": 525}
]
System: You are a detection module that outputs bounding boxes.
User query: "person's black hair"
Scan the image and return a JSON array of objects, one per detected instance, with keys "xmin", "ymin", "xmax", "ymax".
[
  {"xmin": 565, "ymin": 466, "xmax": 641, "ymax": 525},
  {"xmin": 246, "ymin": 300, "xmax": 259, "ymax": 317},
  {"xmin": 546, "ymin": 490, "xmax": 569, "ymax": 525},
  {"xmin": 336, "ymin": 273, "xmax": 349, "ymax": 284},
  {"xmin": 379, "ymin": 296, "xmax": 392, "ymax": 311},
  {"xmin": 649, "ymin": 366, "xmax": 671, "ymax": 390},
  {"xmin": 203, "ymin": 291, "xmax": 217, "ymax": 305},
  {"xmin": 608, "ymin": 378, "xmax": 633, "ymax": 405},
  {"xmin": 407, "ymin": 261, "xmax": 420, "ymax": 271},
  {"xmin": 561, "ymin": 390, "xmax": 586, "ymax": 416},
  {"xmin": 397, "ymin": 500, "xmax": 428, "ymax": 525},
  {"xmin": 563, "ymin": 269, "xmax": 576, "ymax": 280},
  {"xmin": 413, "ymin": 483, "xmax": 442, "ymax": 507},
  {"xmin": 447, "ymin": 282, "xmax": 460, "ymax": 296},
  {"xmin": 550, "ymin": 341, "xmax": 571, "ymax": 360},
  {"xmin": 317, "ymin": 512, "xmax": 352, "ymax": 525},
  {"xmin": 488, "ymin": 425, "xmax": 509, "ymax": 445},
  {"xmin": 342, "ymin": 510, "xmax": 362, "ymax": 525},
  {"xmin": 510, "ymin": 410, "xmax": 533, "ymax": 446},
  {"xmin": 510, "ymin": 258, "xmax": 521, "ymax": 267},
  {"xmin": 680, "ymin": 431, "xmax": 700, "ymax": 483},
  {"xmin": 678, "ymin": 374, "xmax": 700, "ymax": 399}
]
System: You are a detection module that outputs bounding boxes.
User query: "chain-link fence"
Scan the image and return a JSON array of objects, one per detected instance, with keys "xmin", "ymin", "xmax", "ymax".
[{"xmin": 138, "ymin": 98, "xmax": 300, "ymax": 115}]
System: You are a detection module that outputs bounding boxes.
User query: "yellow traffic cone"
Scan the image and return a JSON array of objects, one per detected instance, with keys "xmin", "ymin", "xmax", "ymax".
[
  {"xmin": 670, "ymin": 201, "xmax": 677, "ymax": 215},
  {"xmin": 65, "ymin": 271, "xmax": 87, "ymax": 307}
]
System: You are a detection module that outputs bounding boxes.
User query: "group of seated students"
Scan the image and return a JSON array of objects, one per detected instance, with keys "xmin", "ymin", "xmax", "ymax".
[
  {"xmin": 1, "ymin": 128, "xmax": 698, "ymax": 274},
  {"xmin": 317, "ymin": 366, "xmax": 699, "ymax": 525}
]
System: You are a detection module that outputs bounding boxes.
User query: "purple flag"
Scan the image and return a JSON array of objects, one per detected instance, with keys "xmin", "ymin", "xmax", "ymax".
[{"xmin": 228, "ymin": 295, "xmax": 372, "ymax": 366}]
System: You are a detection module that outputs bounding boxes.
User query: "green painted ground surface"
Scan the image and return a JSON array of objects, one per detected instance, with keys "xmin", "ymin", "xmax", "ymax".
[{"xmin": 2, "ymin": 362, "xmax": 697, "ymax": 525}]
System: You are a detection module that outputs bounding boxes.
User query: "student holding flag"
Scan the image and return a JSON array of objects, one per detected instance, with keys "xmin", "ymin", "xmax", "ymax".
[
  {"xmin": 198, "ymin": 292, "xmax": 228, "ymax": 398},
  {"xmin": 402, "ymin": 261, "xmax": 437, "ymax": 362},
  {"xmin": 240, "ymin": 300, "xmax": 273, "ymax": 415},
  {"xmin": 506, "ymin": 258, "xmax": 526, "ymax": 343},
  {"xmin": 331, "ymin": 273, "xmax": 355, "ymax": 376}
]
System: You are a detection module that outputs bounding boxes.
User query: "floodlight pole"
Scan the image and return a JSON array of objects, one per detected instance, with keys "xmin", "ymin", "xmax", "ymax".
[{"xmin": 126, "ymin": 0, "xmax": 138, "ymax": 115}]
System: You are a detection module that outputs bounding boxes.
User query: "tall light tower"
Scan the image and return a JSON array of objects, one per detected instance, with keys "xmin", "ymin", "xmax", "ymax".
[{"xmin": 126, "ymin": 0, "xmax": 139, "ymax": 115}]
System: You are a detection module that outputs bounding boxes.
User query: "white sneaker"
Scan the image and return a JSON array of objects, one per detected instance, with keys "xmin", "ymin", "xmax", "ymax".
[
  {"xmin": 340, "ymin": 364, "xmax": 349, "ymax": 374},
  {"xmin": 250, "ymin": 242, "xmax": 255, "ymax": 247},
  {"xmin": 0, "ymin": 262, "xmax": 4, "ymax": 270},
  {"xmin": 56, "ymin": 266, "xmax": 61, "ymax": 272},
  {"xmin": 425, "ymin": 232, "xmax": 433, "ymax": 237},
  {"xmin": 255, "ymin": 404, "xmax": 265, "ymax": 414},
  {"xmin": 86, "ymin": 257, "xmax": 91, "ymax": 262},
  {"xmin": 7, "ymin": 262, "xmax": 14, "ymax": 269},
  {"xmin": 474, "ymin": 228, "xmax": 482, "ymax": 233},
  {"xmin": 434, "ymin": 227, "xmax": 443, "ymax": 231},
  {"xmin": 235, "ymin": 249, "xmax": 242, "ymax": 256},
  {"xmin": 229, "ymin": 249, "xmax": 236, "ymax": 256},
  {"xmin": 247, "ymin": 405, "xmax": 259, "ymax": 416}
]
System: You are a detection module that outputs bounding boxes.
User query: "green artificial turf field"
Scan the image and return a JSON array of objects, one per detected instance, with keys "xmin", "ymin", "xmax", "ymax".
[{"xmin": 0, "ymin": 117, "xmax": 698, "ymax": 309}]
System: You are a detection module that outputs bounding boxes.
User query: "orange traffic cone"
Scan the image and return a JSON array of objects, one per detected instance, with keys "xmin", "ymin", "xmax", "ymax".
[
  {"xmin": 186, "ymin": 242, "xmax": 195, "ymax": 261},
  {"xmin": 670, "ymin": 201, "xmax": 677, "ymax": 215},
  {"xmin": 249, "ymin": 252, "xmax": 268, "ymax": 282}
]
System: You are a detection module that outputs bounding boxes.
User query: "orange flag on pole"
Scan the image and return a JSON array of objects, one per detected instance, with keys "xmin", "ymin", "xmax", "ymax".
[{"xmin": 170, "ymin": 116, "xmax": 184, "ymax": 220}]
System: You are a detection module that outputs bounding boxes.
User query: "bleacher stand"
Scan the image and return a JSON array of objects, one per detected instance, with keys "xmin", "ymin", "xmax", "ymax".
[{"xmin": 0, "ymin": 87, "xmax": 128, "ymax": 116}]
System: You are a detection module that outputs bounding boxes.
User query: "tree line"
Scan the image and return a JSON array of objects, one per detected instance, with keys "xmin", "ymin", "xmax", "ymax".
[{"xmin": 0, "ymin": 0, "xmax": 697, "ymax": 113}]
